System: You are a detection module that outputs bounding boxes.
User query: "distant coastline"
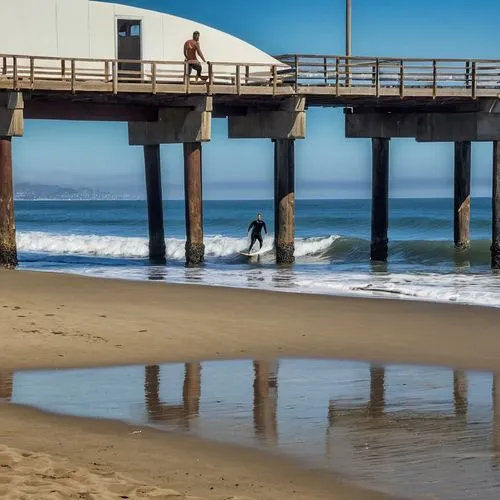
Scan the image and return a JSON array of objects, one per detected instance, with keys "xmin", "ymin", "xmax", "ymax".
[{"xmin": 14, "ymin": 182, "xmax": 137, "ymax": 201}]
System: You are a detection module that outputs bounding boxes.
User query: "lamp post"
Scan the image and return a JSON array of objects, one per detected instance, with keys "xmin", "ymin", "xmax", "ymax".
[{"xmin": 346, "ymin": 0, "xmax": 352, "ymax": 56}]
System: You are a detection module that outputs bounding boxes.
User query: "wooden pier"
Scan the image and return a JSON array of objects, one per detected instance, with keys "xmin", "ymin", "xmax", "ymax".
[{"xmin": 2, "ymin": 53, "xmax": 500, "ymax": 266}]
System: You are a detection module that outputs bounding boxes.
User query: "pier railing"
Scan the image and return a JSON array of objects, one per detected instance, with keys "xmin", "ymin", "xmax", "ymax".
[{"xmin": 1, "ymin": 53, "xmax": 500, "ymax": 98}]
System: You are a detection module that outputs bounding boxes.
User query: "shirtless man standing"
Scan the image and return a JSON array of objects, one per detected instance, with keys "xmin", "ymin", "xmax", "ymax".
[{"xmin": 183, "ymin": 31, "xmax": 207, "ymax": 82}]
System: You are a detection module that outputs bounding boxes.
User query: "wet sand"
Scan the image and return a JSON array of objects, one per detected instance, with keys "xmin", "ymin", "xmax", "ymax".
[{"xmin": 2, "ymin": 269, "xmax": 500, "ymax": 499}]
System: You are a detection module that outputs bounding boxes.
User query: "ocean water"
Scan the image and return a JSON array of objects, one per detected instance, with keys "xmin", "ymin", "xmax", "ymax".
[{"xmin": 14, "ymin": 197, "xmax": 500, "ymax": 307}]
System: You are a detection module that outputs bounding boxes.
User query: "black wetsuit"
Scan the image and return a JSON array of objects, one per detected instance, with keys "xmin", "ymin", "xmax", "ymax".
[{"xmin": 248, "ymin": 219, "xmax": 267, "ymax": 252}]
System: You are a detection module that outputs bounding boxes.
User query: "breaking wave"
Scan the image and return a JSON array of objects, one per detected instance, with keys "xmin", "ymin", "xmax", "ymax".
[{"xmin": 15, "ymin": 231, "xmax": 493, "ymax": 266}]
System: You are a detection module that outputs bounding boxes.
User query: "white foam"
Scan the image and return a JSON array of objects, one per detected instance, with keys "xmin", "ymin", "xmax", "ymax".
[{"xmin": 16, "ymin": 231, "xmax": 340, "ymax": 260}]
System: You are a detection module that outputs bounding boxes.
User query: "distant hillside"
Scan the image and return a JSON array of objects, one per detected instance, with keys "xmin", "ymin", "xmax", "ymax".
[{"xmin": 14, "ymin": 182, "xmax": 114, "ymax": 200}]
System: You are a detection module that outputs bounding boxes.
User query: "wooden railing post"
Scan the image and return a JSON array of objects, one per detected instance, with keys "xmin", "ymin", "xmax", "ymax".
[
  {"xmin": 399, "ymin": 59, "xmax": 404, "ymax": 98},
  {"xmin": 184, "ymin": 61, "xmax": 190, "ymax": 93},
  {"xmin": 323, "ymin": 57, "xmax": 328, "ymax": 85},
  {"xmin": 245, "ymin": 65, "xmax": 250, "ymax": 85},
  {"xmin": 294, "ymin": 55, "xmax": 299, "ymax": 92},
  {"xmin": 471, "ymin": 61, "xmax": 477, "ymax": 99},
  {"xmin": 432, "ymin": 59, "xmax": 437, "ymax": 98},
  {"xmin": 112, "ymin": 60, "xmax": 117, "ymax": 94},
  {"xmin": 61, "ymin": 59, "xmax": 66, "ymax": 80},
  {"xmin": 29, "ymin": 57, "xmax": 34, "ymax": 88},
  {"xmin": 207, "ymin": 61, "xmax": 213, "ymax": 95},
  {"xmin": 345, "ymin": 57, "xmax": 350, "ymax": 87},
  {"xmin": 12, "ymin": 56, "xmax": 17, "ymax": 90},
  {"xmin": 465, "ymin": 60, "xmax": 471, "ymax": 89},
  {"xmin": 70, "ymin": 59, "xmax": 76, "ymax": 93},
  {"xmin": 236, "ymin": 64, "xmax": 241, "ymax": 95},
  {"xmin": 2, "ymin": 57, "xmax": 6, "ymax": 77},
  {"xmin": 375, "ymin": 58, "xmax": 380, "ymax": 97},
  {"xmin": 335, "ymin": 57, "xmax": 340, "ymax": 95},
  {"xmin": 104, "ymin": 60, "xmax": 110, "ymax": 83},
  {"xmin": 272, "ymin": 64, "xmax": 277, "ymax": 95},
  {"xmin": 152, "ymin": 62, "xmax": 157, "ymax": 94}
]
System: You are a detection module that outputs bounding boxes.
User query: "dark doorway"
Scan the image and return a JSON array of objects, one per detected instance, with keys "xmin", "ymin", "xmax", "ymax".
[{"xmin": 117, "ymin": 19, "xmax": 142, "ymax": 78}]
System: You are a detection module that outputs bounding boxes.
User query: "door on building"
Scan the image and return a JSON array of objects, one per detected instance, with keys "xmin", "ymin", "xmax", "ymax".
[{"xmin": 117, "ymin": 19, "xmax": 142, "ymax": 78}]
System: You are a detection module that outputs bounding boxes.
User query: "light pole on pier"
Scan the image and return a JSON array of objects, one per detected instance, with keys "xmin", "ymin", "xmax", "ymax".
[{"xmin": 346, "ymin": 0, "xmax": 352, "ymax": 56}]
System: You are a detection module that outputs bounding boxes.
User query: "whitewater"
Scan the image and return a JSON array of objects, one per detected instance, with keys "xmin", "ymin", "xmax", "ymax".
[{"xmin": 13, "ymin": 198, "xmax": 500, "ymax": 309}]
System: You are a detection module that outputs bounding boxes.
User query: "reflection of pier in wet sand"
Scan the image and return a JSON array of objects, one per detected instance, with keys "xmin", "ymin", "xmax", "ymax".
[
  {"xmin": 144, "ymin": 363, "xmax": 201, "ymax": 429},
  {"xmin": 144, "ymin": 361, "xmax": 279, "ymax": 441},
  {"xmin": 0, "ymin": 372, "xmax": 12, "ymax": 400},
  {"xmin": 4, "ymin": 360, "xmax": 500, "ymax": 499}
]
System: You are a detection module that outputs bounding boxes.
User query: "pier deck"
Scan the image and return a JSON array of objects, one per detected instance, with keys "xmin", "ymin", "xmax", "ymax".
[{"xmin": 1, "ymin": 53, "xmax": 500, "ymax": 120}]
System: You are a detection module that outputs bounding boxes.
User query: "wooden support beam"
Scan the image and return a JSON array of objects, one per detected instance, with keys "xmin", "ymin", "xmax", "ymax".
[
  {"xmin": 144, "ymin": 145, "xmax": 166, "ymax": 264},
  {"xmin": 183, "ymin": 142, "xmax": 204, "ymax": 266},
  {"xmin": 0, "ymin": 137, "xmax": 17, "ymax": 269},
  {"xmin": 454, "ymin": 141, "xmax": 471, "ymax": 248},
  {"xmin": 274, "ymin": 139, "xmax": 295, "ymax": 264},
  {"xmin": 492, "ymin": 141, "xmax": 500, "ymax": 270},
  {"xmin": 453, "ymin": 370, "xmax": 468, "ymax": 416},
  {"xmin": 371, "ymin": 138, "xmax": 390, "ymax": 262}
]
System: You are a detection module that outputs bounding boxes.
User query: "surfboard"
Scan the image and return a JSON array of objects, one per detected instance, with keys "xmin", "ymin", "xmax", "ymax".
[{"xmin": 238, "ymin": 248, "xmax": 265, "ymax": 257}]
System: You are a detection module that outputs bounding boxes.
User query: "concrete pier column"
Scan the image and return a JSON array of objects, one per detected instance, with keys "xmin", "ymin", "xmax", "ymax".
[
  {"xmin": 0, "ymin": 137, "xmax": 17, "ymax": 269},
  {"xmin": 453, "ymin": 370, "xmax": 468, "ymax": 416},
  {"xmin": 454, "ymin": 141, "xmax": 471, "ymax": 248},
  {"xmin": 274, "ymin": 139, "xmax": 295, "ymax": 264},
  {"xmin": 144, "ymin": 145, "xmax": 166, "ymax": 264},
  {"xmin": 371, "ymin": 138, "xmax": 390, "ymax": 262},
  {"xmin": 183, "ymin": 142, "xmax": 204, "ymax": 266}
]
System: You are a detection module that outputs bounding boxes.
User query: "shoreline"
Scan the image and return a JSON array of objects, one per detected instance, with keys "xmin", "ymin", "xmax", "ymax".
[
  {"xmin": 2, "ymin": 269, "xmax": 500, "ymax": 372},
  {"xmin": 2, "ymin": 268, "xmax": 499, "ymax": 499}
]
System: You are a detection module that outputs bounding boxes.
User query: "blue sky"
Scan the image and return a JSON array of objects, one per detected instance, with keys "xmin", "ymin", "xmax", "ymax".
[{"xmin": 14, "ymin": 0, "xmax": 500, "ymax": 199}]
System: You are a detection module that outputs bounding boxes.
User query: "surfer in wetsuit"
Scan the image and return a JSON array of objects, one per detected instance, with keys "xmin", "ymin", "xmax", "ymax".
[{"xmin": 248, "ymin": 212, "xmax": 267, "ymax": 252}]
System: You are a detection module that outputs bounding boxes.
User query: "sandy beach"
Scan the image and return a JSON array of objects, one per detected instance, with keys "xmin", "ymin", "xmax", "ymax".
[{"xmin": 2, "ymin": 269, "xmax": 500, "ymax": 498}]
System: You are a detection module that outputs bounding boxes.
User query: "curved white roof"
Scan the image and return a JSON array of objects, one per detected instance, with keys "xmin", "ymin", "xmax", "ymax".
[{"xmin": 0, "ymin": 0, "xmax": 280, "ymax": 65}]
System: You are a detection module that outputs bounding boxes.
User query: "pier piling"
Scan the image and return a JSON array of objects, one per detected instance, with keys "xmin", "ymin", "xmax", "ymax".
[
  {"xmin": 274, "ymin": 139, "xmax": 295, "ymax": 264},
  {"xmin": 144, "ymin": 145, "xmax": 166, "ymax": 264},
  {"xmin": 183, "ymin": 142, "xmax": 205, "ymax": 266},
  {"xmin": 492, "ymin": 141, "xmax": 500, "ymax": 270},
  {"xmin": 454, "ymin": 141, "xmax": 471, "ymax": 249},
  {"xmin": 0, "ymin": 137, "xmax": 17, "ymax": 269},
  {"xmin": 371, "ymin": 138, "xmax": 390, "ymax": 262}
]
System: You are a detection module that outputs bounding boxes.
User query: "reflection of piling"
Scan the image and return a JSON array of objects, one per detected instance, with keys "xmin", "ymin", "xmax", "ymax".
[
  {"xmin": 253, "ymin": 361, "xmax": 278, "ymax": 443},
  {"xmin": 144, "ymin": 363, "xmax": 201, "ymax": 427},
  {"xmin": 183, "ymin": 362, "xmax": 201, "ymax": 417},
  {"xmin": 453, "ymin": 370, "xmax": 468, "ymax": 416},
  {"xmin": 145, "ymin": 364, "xmax": 161, "ymax": 414},
  {"xmin": 0, "ymin": 372, "xmax": 13, "ymax": 400},
  {"xmin": 368, "ymin": 365, "xmax": 385, "ymax": 417},
  {"xmin": 493, "ymin": 375, "xmax": 500, "ymax": 465}
]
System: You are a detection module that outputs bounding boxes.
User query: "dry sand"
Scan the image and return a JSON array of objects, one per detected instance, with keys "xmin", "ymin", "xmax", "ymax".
[{"xmin": 1, "ymin": 269, "xmax": 500, "ymax": 499}]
